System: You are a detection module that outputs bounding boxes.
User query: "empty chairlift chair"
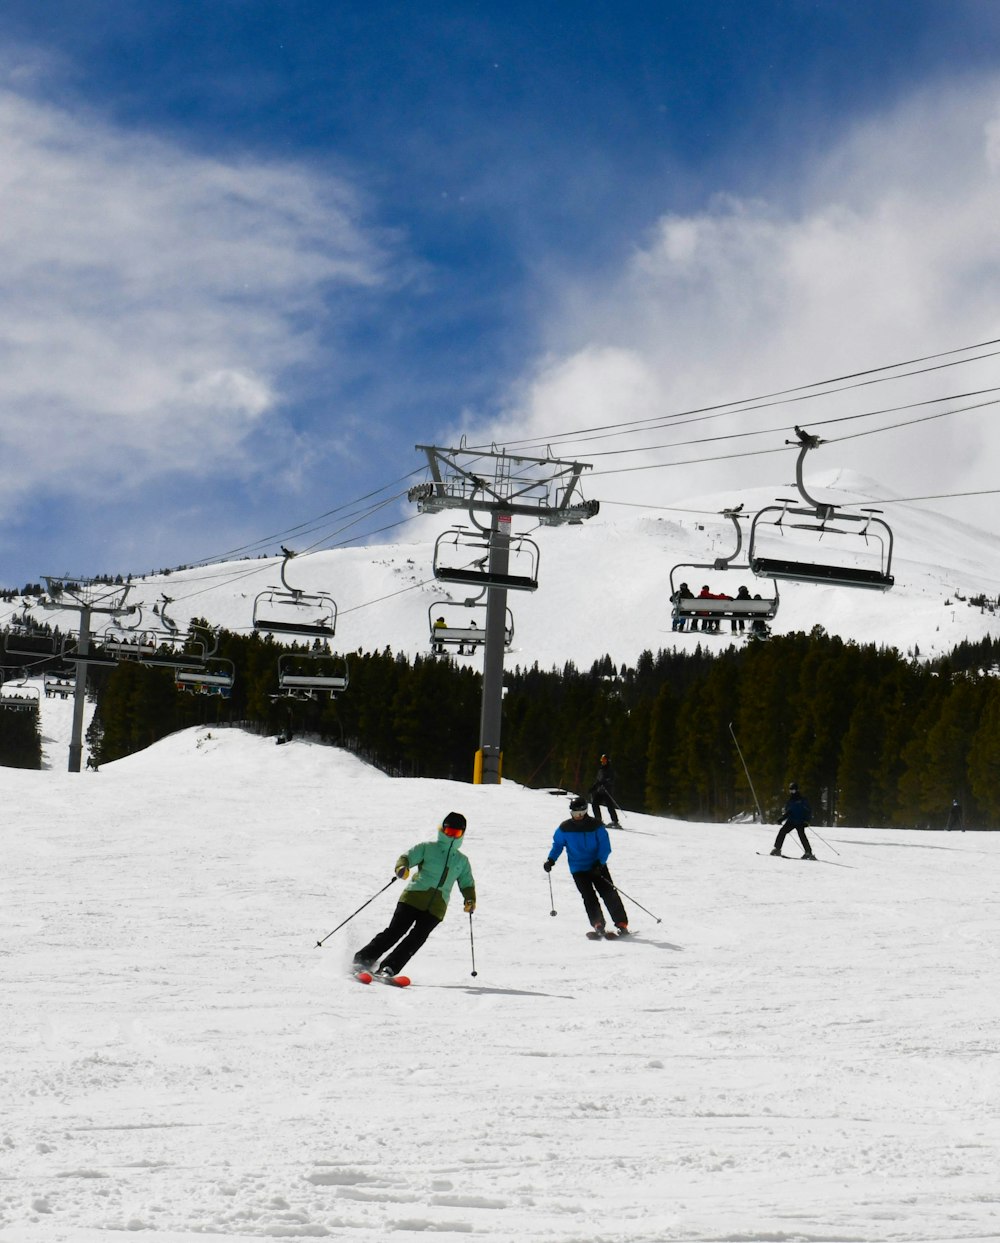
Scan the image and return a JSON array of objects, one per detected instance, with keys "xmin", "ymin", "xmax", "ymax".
[
  {"xmin": 747, "ymin": 428, "xmax": 895, "ymax": 592},
  {"xmin": 253, "ymin": 550, "xmax": 338, "ymax": 639}
]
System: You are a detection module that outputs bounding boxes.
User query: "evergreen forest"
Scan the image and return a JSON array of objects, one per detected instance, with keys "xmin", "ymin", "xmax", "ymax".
[{"xmin": 34, "ymin": 624, "xmax": 998, "ymax": 830}]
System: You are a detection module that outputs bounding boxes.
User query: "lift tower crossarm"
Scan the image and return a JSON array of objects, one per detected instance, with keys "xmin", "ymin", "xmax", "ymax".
[{"xmin": 410, "ymin": 445, "xmax": 599, "ymax": 526}]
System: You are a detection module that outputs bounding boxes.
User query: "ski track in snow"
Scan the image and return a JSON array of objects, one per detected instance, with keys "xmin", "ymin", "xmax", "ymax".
[{"xmin": 2, "ymin": 727, "xmax": 999, "ymax": 1241}]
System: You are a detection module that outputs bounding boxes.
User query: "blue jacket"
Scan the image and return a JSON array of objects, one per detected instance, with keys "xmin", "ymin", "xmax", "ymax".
[
  {"xmin": 548, "ymin": 814, "xmax": 612, "ymax": 875},
  {"xmin": 781, "ymin": 792, "xmax": 811, "ymax": 827}
]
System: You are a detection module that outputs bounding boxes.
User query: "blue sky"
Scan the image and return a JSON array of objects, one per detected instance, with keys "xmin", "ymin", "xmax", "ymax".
[{"xmin": 2, "ymin": 1, "xmax": 1000, "ymax": 588}]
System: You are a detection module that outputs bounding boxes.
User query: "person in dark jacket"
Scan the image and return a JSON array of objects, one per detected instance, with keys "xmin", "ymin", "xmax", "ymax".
[
  {"xmin": 671, "ymin": 581, "xmax": 693, "ymax": 631},
  {"xmin": 353, "ymin": 812, "xmax": 476, "ymax": 977},
  {"xmin": 590, "ymin": 753, "xmax": 620, "ymax": 826},
  {"xmin": 946, "ymin": 798, "xmax": 964, "ymax": 831},
  {"xmin": 544, "ymin": 796, "xmax": 629, "ymax": 936},
  {"xmin": 770, "ymin": 783, "xmax": 815, "ymax": 859}
]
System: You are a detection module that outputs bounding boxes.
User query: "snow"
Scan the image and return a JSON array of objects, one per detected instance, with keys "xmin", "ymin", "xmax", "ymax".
[
  {"xmin": 4, "ymin": 477, "xmax": 1000, "ymax": 1238},
  {"xmin": 2, "ymin": 724, "xmax": 999, "ymax": 1242}
]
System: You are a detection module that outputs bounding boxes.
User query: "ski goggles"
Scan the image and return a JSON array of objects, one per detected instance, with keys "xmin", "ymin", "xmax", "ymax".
[{"xmin": 441, "ymin": 824, "xmax": 466, "ymax": 838}]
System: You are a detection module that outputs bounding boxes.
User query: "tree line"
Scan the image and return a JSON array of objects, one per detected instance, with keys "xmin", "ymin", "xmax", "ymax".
[{"xmin": 65, "ymin": 624, "xmax": 1000, "ymax": 828}]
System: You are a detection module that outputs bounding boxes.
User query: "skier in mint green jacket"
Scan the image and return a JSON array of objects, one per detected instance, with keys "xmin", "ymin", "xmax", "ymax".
[{"xmin": 353, "ymin": 812, "xmax": 476, "ymax": 978}]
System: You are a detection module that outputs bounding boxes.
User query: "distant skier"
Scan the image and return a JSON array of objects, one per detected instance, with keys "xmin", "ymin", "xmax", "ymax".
[
  {"xmin": 352, "ymin": 812, "xmax": 476, "ymax": 979},
  {"xmin": 770, "ymin": 783, "xmax": 816, "ymax": 860},
  {"xmin": 947, "ymin": 798, "xmax": 964, "ymax": 832},
  {"xmin": 544, "ymin": 795, "xmax": 629, "ymax": 937},
  {"xmin": 590, "ymin": 753, "xmax": 620, "ymax": 826}
]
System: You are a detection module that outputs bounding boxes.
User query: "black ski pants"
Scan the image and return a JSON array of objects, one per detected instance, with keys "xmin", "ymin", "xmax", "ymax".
[
  {"xmin": 590, "ymin": 791, "xmax": 620, "ymax": 825},
  {"xmin": 354, "ymin": 902, "xmax": 441, "ymax": 974},
  {"xmin": 572, "ymin": 868, "xmax": 628, "ymax": 929},
  {"xmin": 774, "ymin": 821, "xmax": 813, "ymax": 855}
]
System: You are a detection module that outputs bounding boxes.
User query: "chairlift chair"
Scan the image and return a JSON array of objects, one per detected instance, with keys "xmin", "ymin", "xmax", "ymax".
[
  {"xmin": 43, "ymin": 669, "xmax": 75, "ymax": 699},
  {"xmin": 102, "ymin": 627, "xmax": 160, "ymax": 660},
  {"xmin": 669, "ymin": 507, "xmax": 779, "ymax": 630},
  {"xmin": 746, "ymin": 428, "xmax": 895, "ymax": 591},
  {"xmin": 175, "ymin": 658, "xmax": 236, "ymax": 698},
  {"xmin": 747, "ymin": 428, "xmax": 895, "ymax": 591},
  {"xmin": 432, "ymin": 526, "xmax": 540, "ymax": 592},
  {"xmin": 3, "ymin": 631, "xmax": 60, "ymax": 659},
  {"xmin": 137, "ymin": 631, "xmax": 208, "ymax": 670},
  {"xmin": 428, "ymin": 602, "xmax": 514, "ymax": 654},
  {"xmin": 0, "ymin": 675, "xmax": 41, "ymax": 712},
  {"xmin": 253, "ymin": 550, "xmax": 338, "ymax": 638},
  {"xmin": 275, "ymin": 651, "xmax": 349, "ymax": 699}
]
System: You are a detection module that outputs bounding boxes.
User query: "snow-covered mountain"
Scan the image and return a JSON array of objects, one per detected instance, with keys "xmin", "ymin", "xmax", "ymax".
[{"xmin": 11, "ymin": 473, "xmax": 999, "ymax": 670}]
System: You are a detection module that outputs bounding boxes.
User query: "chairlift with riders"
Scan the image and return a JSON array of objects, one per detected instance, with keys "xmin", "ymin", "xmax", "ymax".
[
  {"xmin": 175, "ymin": 657, "xmax": 236, "ymax": 698},
  {"xmin": 0, "ymin": 673, "xmax": 41, "ymax": 712},
  {"xmin": 428, "ymin": 597, "xmax": 513, "ymax": 655},
  {"xmin": 274, "ymin": 649, "xmax": 349, "ymax": 700},
  {"xmin": 669, "ymin": 506, "xmax": 780, "ymax": 629}
]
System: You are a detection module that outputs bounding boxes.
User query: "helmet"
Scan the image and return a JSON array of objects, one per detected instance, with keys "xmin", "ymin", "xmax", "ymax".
[
  {"xmin": 441, "ymin": 811, "xmax": 467, "ymax": 836},
  {"xmin": 789, "ymin": 782, "xmax": 799, "ymax": 793},
  {"xmin": 569, "ymin": 796, "xmax": 588, "ymax": 812}
]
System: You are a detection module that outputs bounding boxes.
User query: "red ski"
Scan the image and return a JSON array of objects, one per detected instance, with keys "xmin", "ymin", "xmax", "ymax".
[{"xmin": 353, "ymin": 970, "xmax": 410, "ymax": 987}]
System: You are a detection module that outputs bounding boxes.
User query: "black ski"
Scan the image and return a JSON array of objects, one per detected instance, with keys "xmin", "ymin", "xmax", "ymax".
[{"xmin": 756, "ymin": 851, "xmax": 854, "ymax": 869}]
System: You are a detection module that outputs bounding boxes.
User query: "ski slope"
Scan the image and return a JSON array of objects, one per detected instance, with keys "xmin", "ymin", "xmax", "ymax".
[{"xmin": 2, "ymin": 726, "xmax": 997, "ymax": 1242}]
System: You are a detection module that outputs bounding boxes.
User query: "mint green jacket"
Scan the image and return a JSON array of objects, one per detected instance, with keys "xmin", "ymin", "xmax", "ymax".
[{"xmin": 395, "ymin": 828, "xmax": 476, "ymax": 921}]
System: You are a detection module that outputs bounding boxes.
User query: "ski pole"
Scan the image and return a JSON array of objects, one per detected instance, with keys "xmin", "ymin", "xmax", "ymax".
[
  {"xmin": 315, "ymin": 876, "xmax": 397, "ymax": 947},
  {"xmin": 611, "ymin": 883, "xmax": 663, "ymax": 924},
  {"xmin": 607, "ymin": 792, "xmax": 627, "ymax": 824},
  {"xmin": 809, "ymin": 827, "xmax": 841, "ymax": 857},
  {"xmin": 729, "ymin": 721, "xmax": 765, "ymax": 823},
  {"xmin": 468, "ymin": 911, "xmax": 478, "ymax": 977},
  {"xmin": 548, "ymin": 870, "xmax": 557, "ymax": 916}
]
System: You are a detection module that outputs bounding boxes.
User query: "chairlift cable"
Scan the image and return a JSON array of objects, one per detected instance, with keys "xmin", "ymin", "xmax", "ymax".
[{"xmin": 469, "ymin": 337, "xmax": 1000, "ymax": 454}]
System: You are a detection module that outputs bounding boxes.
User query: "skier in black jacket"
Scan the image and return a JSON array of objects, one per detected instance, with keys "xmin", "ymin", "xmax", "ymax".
[
  {"xmin": 770, "ymin": 783, "xmax": 815, "ymax": 859},
  {"xmin": 589, "ymin": 753, "xmax": 620, "ymax": 826}
]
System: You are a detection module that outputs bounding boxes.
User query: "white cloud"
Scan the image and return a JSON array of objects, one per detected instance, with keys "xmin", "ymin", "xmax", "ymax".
[
  {"xmin": 0, "ymin": 76, "xmax": 386, "ymax": 510},
  {"xmin": 475, "ymin": 77, "xmax": 1000, "ymax": 528}
]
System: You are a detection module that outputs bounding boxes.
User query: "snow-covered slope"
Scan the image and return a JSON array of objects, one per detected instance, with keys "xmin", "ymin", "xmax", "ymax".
[{"xmin": 1, "ymin": 725, "xmax": 998, "ymax": 1241}]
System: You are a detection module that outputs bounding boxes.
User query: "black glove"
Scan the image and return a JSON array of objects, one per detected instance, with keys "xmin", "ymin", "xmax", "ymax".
[
  {"xmin": 543, "ymin": 858, "xmax": 554, "ymax": 872},
  {"xmin": 589, "ymin": 861, "xmax": 607, "ymax": 880}
]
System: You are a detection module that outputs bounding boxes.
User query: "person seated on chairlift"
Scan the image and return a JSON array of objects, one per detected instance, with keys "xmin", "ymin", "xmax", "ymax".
[
  {"xmin": 732, "ymin": 585, "xmax": 752, "ymax": 633},
  {"xmin": 697, "ymin": 584, "xmax": 730, "ymax": 632},
  {"xmin": 670, "ymin": 581, "xmax": 693, "ymax": 631}
]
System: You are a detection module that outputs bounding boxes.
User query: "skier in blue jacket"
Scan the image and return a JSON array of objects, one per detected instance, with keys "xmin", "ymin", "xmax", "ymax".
[
  {"xmin": 544, "ymin": 796, "xmax": 629, "ymax": 936},
  {"xmin": 770, "ymin": 783, "xmax": 815, "ymax": 859}
]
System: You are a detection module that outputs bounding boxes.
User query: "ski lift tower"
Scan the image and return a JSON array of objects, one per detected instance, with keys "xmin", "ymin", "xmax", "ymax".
[
  {"xmin": 40, "ymin": 575, "xmax": 135, "ymax": 773},
  {"xmin": 409, "ymin": 444, "xmax": 598, "ymax": 785}
]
